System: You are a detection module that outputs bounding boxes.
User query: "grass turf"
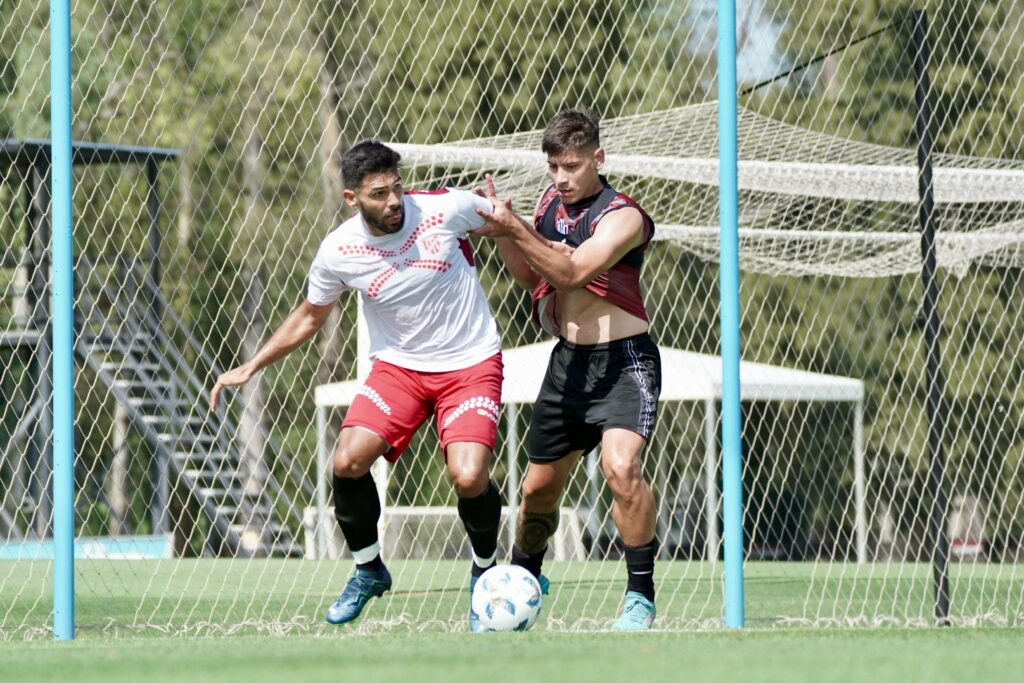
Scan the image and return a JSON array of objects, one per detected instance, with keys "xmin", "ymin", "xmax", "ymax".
[
  {"xmin": 5, "ymin": 629, "xmax": 1024, "ymax": 683},
  {"xmin": 3, "ymin": 559, "xmax": 1022, "ymax": 682},
  {"xmin": 3, "ymin": 558, "xmax": 1022, "ymax": 637}
]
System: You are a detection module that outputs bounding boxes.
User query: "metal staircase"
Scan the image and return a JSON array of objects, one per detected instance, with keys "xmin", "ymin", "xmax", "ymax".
[{"xmin": 75, "ymin": 259, "xmax": 311, "ymax": 557}]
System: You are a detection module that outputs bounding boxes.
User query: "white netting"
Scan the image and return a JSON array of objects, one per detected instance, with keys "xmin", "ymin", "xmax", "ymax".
[
  {"xmin": 2, "ymin": 0, "xmax": 1024, "ymax": 637},
  {"xmin": 394, "ymin": 103, "xmax": 1024, "ymax": 278}
]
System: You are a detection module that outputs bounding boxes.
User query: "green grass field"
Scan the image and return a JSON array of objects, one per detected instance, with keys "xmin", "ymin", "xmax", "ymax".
[
  {"xmin": 3, "ymin": 559, "xmax": 1023, "ymax": 682},
  {"xmin": 6, "ymin": 629, "xmax": 1024, "ymax": 683}
]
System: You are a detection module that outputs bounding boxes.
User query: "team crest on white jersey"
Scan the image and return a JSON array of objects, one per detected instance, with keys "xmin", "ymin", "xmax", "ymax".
[{"xmin": 421, "ymin": 234, "xmax": 441, "ymax": 254}]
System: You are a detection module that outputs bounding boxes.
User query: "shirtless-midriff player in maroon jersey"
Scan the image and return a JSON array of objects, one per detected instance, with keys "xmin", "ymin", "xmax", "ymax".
[
  {"xmin": 527, "ymin": 173, "xmax": 653, "ymax": 344},
  {"xmin": 476, "ymin": 109, "xmax": 662, "ymax": 630}
]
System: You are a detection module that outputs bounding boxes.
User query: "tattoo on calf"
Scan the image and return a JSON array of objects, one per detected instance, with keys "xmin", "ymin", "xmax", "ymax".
[{"xmin": 515, "ymin": 510, "xmax": 560, "ymax": 554}]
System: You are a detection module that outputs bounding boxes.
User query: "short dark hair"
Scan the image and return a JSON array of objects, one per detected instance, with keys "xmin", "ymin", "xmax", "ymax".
[
  {"xmin": 341, "ymin": 140, "xmax": 401, "ymax": 189},
  {"xmin": 541, "ymin": 109, "xmax": 600, "ymax": 155}
]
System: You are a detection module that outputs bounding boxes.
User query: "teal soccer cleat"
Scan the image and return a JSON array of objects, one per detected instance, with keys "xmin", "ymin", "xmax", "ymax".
[
  {"xmin": 325, "ymin": 565, "xmax": 392, "ymax": 625},
  {"xmin": 611, "ymin": 591, "xmax": 655, "ymax": 631}
]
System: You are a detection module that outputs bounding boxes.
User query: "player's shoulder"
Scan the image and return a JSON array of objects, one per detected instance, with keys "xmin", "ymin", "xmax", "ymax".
[
  {"xmin": 608, "ymin": 185, "xmax": 645, "ymax": 211},
  {"xmin": 406, "ymin": 186, "xmax": 480, "ymax": 216},
  {"xmin": 319, "ymin": 213, "xmax": 365, "ymax": 249},
  {"xmin": 404, "ymin": 187, "xmax": 457, "ymax": 206},
  {"xmin": 593, "ymin": 191, "xmax": 653, "ymax": 243},
  {"xmin": 405, "ymin": 187, "xmax": 452, "ymax": 197},
  {"xmin": 602, "ymin": 187, "xmax": 650, "ymax": 222},
  {"xmin": 597, "ymin": 198, "xmax": 643, "ymax": 223}
]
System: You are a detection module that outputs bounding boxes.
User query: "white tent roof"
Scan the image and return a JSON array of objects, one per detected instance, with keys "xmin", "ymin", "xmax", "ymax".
[{"xmin": 314, "ymin": 340, "xmax": 863, "ymax": 407}]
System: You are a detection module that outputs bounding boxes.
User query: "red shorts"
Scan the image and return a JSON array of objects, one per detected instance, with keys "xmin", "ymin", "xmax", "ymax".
[{"xmin": 341, "ymin": 353, "xmax": 503, "ymax": 462}]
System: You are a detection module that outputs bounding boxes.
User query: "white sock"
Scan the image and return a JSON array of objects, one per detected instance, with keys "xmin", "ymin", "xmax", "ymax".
[
  {"xmin": 352, "ymin": 541, "xmax": 381, "ymax": 566},
  {"xmin": 472, "ymin": 551, "xmax": 497, "ymax": 569}
]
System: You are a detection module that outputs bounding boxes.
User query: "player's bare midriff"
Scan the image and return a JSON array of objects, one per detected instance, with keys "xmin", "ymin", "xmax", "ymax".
[{"xmin": 559, "ymin": 287, "xmax": 648, "ymax": 344}]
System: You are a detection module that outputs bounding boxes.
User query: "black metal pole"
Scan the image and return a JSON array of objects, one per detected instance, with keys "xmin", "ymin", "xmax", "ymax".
[
  {"xmin": 32, "ymin": 154, "xmax": 54, "ymax": 539},
  {"xmin": 23, "ymin": 163, "xmax": 41, "ymax": 537},
  {"xmin": 145, "ymin": 156, "xmax": 169, "ymax": 535},
  {"xmin": 146, "ymin": 158, "xmax": 161, "ymax": 314},
  {"xmin": 910, "ymin": 8, "xmax": 950, "ymax": 625}
]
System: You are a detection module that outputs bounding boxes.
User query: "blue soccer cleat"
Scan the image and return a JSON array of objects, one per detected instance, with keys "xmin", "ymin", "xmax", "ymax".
[
  {"xmin": 325, "ymin": 565, "xmax": 392, "ymax": 625},
  {"xmin": 469, "ymin": 573, "xmax": 483, "ymax": 633},
  {"xmin": 611, "ymin": 591, "xmax": 656, "ymax": 631}
]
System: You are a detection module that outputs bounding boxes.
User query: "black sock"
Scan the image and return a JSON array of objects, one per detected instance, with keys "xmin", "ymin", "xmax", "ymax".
[
  {"xmin": 357, "ymin": 555, "xmax": 385, "ymax": 572},
  {"xmin": 624, "ymin": 538, "xmax": 658, "ymax": 602},
  {"xmin": 457, "ymin": 479, "xmax": 502, "ymax": 565},
  {"xmin": 471, "ymin": 561, "xmax": 494, "ymax": 578},
  {"xmin": 333, "ymin": 472, "xmax": 381, "ymax": 555},
  {"xmin": 511, "ymin": 546, "xmax": 546, "ymax": 579}
]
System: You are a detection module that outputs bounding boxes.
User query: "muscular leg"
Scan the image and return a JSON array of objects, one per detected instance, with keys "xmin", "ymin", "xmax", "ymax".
[
  {"xmin": 332, "ymin": 426, "xmax": 390, "ymax": 567},
  {"xmin": 601, "ymin": 428, "xmax": 657, "ymax": 601},
  {"xmin": 601, "ymin": 429, "xmax": 656, "ymax": 544},
  {"xmin": 447, "ymin": 442, "xmax": 501, "ymax": 574},
  {"xmin": 511, "ymin": 451, "xmax": 581, "ymax": 578}
]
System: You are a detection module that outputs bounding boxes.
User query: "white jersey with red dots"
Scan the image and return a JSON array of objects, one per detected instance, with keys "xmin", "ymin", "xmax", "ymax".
[{"xmin": 307, "ymin": 188, "xmax": 500, "ymax": 372}]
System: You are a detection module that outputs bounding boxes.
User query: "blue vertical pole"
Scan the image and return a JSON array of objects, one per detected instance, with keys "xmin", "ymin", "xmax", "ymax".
[
  {"xmin": 50, "ymin": 0, "xmax": 75, "ymax": 641},
  {"xmin": 717, "ymin": 0, "xmax": 745, "ymax": 628}
]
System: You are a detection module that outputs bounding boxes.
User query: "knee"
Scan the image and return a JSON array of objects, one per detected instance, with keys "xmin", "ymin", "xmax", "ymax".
[
  {"xmin": 602, "ymin": 452, "xmax": 642, "ymax": 495},
  {"xmin": 333, "ymin": 449, "xmax": 372, "ymax": 479},
  {"xmin": 449, "ymin": 461, "xmax": 489, "ymax": 497},
  {"xmin": 522, "ymin": 477, "xmax": 562, "ymax": 510}
]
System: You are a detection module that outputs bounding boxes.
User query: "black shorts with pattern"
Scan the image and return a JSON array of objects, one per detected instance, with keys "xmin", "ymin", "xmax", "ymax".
[{"xmin": 526, "ymin": 332, "xmax": 661, "ymax": 463}]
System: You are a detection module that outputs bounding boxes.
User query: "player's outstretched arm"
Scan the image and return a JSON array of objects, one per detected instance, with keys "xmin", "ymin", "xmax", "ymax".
[
  {"xmin": 493, "ymin": 238, "xmax": 540, "ymax": 289},
  {"xmin": 209, "ymin": 299, "xmax": 334, "ymax": 411}
]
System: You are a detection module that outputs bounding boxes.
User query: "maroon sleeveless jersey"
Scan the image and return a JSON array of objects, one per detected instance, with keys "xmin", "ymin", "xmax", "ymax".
[{"xmin": 530, "ymin": 178, "xmax": 654, "ymax": 334}]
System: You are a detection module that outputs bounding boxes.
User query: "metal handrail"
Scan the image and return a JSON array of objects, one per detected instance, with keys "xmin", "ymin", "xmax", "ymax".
[
  {"xmin": 76, "ymin": 258, "xmax": 313, "ymax": 548},
  {"xmin": 74, "ymin": 283, "xmax": 243, "ymax": 551},
  {"xmin": 131, "ymin": 260, "xmax": 317, "ymax": 502}
]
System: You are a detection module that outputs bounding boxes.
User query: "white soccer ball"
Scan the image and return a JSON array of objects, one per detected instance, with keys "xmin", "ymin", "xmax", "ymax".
[{"xmin": 471, "ymin": 564, "xmax": 543, "ymax": 632}]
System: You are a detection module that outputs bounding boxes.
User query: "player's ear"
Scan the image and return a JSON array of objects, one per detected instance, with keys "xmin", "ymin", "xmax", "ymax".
[
  {"xmin": 342, "ymin": 188, "xmax": 358, "ymax": 209},
  {"xmin": 594, "ymin": 147, "xmax": 605, "ymax": 170}
]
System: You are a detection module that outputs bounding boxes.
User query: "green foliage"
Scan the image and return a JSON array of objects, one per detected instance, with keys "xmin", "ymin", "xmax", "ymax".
[{"xmin": 3, "ymin": 0, "xmax": 1024, "ymax": 558}]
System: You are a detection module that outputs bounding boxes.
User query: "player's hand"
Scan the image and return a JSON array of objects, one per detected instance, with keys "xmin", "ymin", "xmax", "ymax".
[
  {"xmin": 209, "ymin": 364, "xmax": 256, "ymax": 412},
  {"xmin": 475, "ymin": 174, "xmax": 520, "ymax": 238}
]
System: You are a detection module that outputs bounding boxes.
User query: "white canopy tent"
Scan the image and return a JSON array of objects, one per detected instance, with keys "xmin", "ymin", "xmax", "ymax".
[{"xmin": 313, "ymin": 340, "xmax": 866, "ymax": 562}]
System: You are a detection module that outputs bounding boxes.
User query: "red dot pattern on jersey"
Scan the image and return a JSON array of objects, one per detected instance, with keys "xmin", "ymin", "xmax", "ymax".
[
  {"xmin": 344, "ymin": 212, "xmax": 450, "ymax": 298},
  {"xmin": 404, "ymin": 259, "xmax": 452, "ymax": 272},
  {"xmin": 337, "ymin": 245, "xmax": 397, "ymax": 258},
  {"xmin": 367, "ymin": 265, "xmax": 398, "ymax": 298},
  {"xmin": 398, "ymin": 213, "xmax": 444, "ymax": 255}
]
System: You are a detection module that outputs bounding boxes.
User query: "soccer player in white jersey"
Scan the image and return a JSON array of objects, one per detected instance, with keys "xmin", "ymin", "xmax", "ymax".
[{"xmin": 209, "ymin": 141, "xmax": 504, "ymax": 630}]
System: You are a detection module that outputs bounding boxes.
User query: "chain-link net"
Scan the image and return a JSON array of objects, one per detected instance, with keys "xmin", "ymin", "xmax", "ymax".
[{"xmin": 2, "ymin": 0, "xmax": 1023, "ymax": 637}]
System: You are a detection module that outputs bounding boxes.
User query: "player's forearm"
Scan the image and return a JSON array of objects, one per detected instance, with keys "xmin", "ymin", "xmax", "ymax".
[
  {"xmin": 506, "ymin": 222, "xmax": 587, "ymax": 290},
  {"xmin": 495, "ymin": 237, "xmax": 540, "ymax": 289},
  {"xmin": 241, "ymin": 305, "xmax": 325, "ymax": 375}
]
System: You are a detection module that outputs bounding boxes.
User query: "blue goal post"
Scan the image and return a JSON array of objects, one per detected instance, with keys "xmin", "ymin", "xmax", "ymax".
[
  {"xmin": 717, "ymin": 0, "xmax": 746, "ymax": 628},
  {"xmin": 50, "ymin": 0, "xmax": 76, "ymax": 641}
]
